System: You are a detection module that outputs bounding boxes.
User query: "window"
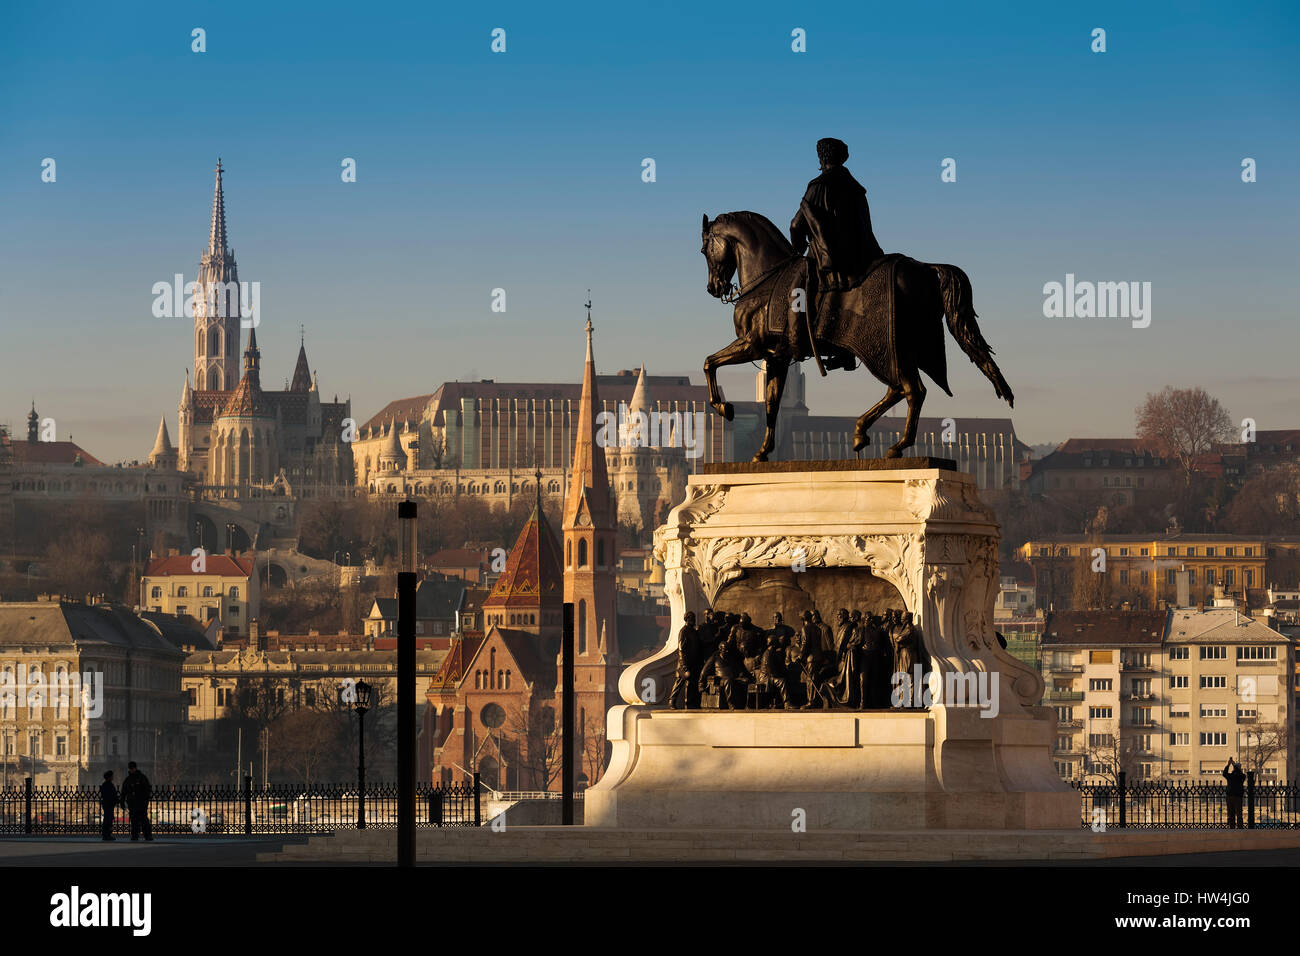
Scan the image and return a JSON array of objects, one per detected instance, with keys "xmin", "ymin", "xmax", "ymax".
[
  {"xmin": 1224, "ymin": 569, "xmax": 1234, "ymax": 586},
  {"xmin": 56, "ymin": 735, "xmax": 67, "ymax": 757},
  {"xmin": 1170, "ymin": 675, "xmax": 1188, "ymax": 689},
  {"xmin": 1200, "ymin": 732, "xmax": 1228, "ymax": 746},
  {"xmin": 1088, "ymin": 651, "xmax": 1112, "ymax": 664},
  {"xmin": 1206, "ymin": 547, "xmax": 1215, "ymax": 557},
  {"xmin": 177, "ymin": 586, "xmax": 188, "ymax": 597},
  {"xmin": 1168, "ymin": 646, "xmax": 1189, "ymax": 660},
  {"xmin": 1088, "ymin": 733, "xmax": 1114, "ymax": 748},
  {"xmin": 1089, "ymin": 707, "xmax": 1113, "ymax": 719},
  {"xmin": 1169, "ymin": 733, "xmax": 1189, "ymax": 746},
  {"xmin": 1088, "ymin": 679, "xmax": 1112, "ymax": 691},
  {"xmin": 203, "ymin": 586, "xmax": 213, "ymax": 597},
  {"xmin": 1200, "ymin": 646, "xmax": 1226, "ymax": 660},
  {"xmin": 151, "ymin": 586, "xmax": 162, "ymax": 599},
  {"xmin": 1119, "ymin": 569, "xmax": 1129, "ymax": 584},
  {"xmin": 1200, "ymin": 676, "xmax": 1227, "ymax": 689},
  {"xmin": 230, "ymin": 586, "xmax": 240, "ymax": 598},
  {"xmin": 1056, "ymin": 707, "xmax": 1074, "ymax": 722},
  {"xmin": 1237, "ymin": 646, "xmax": 1277, "ymax": 661},
  {"xmin": 186, "ymin": 688, "xmax": 197, "ymax": 706}
]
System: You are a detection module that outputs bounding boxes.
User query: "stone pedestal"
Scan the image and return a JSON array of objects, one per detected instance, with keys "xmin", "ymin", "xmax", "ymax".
[{"xmin": 585, "ymin": 460, "xmax": 1076, "ymax": 830}]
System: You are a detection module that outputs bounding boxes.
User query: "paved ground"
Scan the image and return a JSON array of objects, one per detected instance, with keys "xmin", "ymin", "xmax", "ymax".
[
  {"xmin": 0, "ymin": 836, "xmax": 313, "ymax": 866},
  {"xmin": 3, "ymin": 838, "xmax": 1298, "ymax": 867}
]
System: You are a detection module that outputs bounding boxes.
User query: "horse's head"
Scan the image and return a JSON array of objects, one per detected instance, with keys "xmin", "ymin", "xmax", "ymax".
[
  {"xmin": 701, "ymin": 211, "xmax": 793, "ymax": 302},
  {"xmin": 701, "ymin": 213, "xmax": 737, "ymax": 300}
]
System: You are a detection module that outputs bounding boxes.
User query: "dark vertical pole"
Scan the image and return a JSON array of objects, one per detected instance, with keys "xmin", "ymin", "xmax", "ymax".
[
  {"xmin": 562, "ymin": 601, "xmax": 575, "ymax": 826},
  {"xmin": 1117, "ymin": 771, "xmax": 1127, "ymax": 828},
  {"xmin": 397, "ymin": 499, "xmax": 417, "ymax": 867},
  {"xmin": 472, "ymin": 772, "xmax": 481, "ymax": 826},
  {"xmin": 356, "ymin": 709, "xmax": 366, "ymax": 830},
  {"xmin": 1247, "ymin": 770, "xmax": 1256, "ymax": 829},
  {"xmin": 24, "ymin": 777, "xmax": 32, "ymax": 834},
  {"xmin": 243, "ymin": 774, "xmax": 252, "ymax": 835}
]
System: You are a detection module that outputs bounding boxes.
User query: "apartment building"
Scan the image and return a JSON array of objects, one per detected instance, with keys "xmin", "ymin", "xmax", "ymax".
[
  {"xmin": 1042, "ymin": 608, "xmax": 1293, "ymax": 783},
  {"xmin": 140, "ymin": 553, "xmax": 259, "ymax": 637},
  {"xmin": 1023, "ymin": 533, "xmax": 1270, "ymax": 611}
]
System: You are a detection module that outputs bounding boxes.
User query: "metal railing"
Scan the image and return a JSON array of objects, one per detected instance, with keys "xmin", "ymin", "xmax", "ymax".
[
  {"xmin": 0, "ymin": 776, "xmax": 482, "ymax": 836},
  {"xmin": 1074, "ymin": 772, "xmax": 1296, "ymax": 828}
]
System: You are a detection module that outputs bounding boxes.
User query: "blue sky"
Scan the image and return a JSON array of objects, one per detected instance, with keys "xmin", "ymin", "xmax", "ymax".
[{"xmin": 1, "ymin": 0, "xmax": 1297, "ymax": 462}]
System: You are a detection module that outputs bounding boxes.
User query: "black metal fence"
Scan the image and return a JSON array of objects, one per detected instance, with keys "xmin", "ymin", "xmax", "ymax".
[
  {"xmin": 0, "ymin": 776, "xmax": 481, "ymax": 836},
  {"xmin": 1074, "ymin": 771, "xmax": 1300, "ymax": 829}
]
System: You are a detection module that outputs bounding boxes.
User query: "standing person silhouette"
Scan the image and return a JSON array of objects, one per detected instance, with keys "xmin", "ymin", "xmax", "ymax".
[
  {"xmin": 122, "ymin": 761, "xmax": 154, "ymax": 841},
  {"xmin": 1223, "ymin": 758, "xmax": 1247, "ymax": 829},
  {"xmin": 99, "ymin": 771, "xmax": 119, "ymax": 841}
]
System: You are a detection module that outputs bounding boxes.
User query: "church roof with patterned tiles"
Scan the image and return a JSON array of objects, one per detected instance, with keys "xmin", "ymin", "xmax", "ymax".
[
  {"xmin": 191, "ymin": 389, "xmax": 347, "ymax": 427},
  {"xmin": 426, "ymin": 634, "xmax": 485, "ymax": 693},
  {"xmin": 482, "ymin": 502, "xmax": 563, "ymax": 609}
]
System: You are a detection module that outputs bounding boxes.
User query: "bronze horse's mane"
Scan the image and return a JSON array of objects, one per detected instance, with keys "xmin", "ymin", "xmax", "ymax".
[{"xmin": 712, "ymin": 211, "xmax": 794, "ymax": 257}]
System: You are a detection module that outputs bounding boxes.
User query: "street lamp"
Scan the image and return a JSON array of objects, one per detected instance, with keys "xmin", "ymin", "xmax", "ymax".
[
  {"xmin": 226, "ymin": 522, "xmax": 237, "ymax": 554},
  {"xmin": 194, "ymin": 520, "xmax": 204, "ymax": 551},
  {"xmin": 396, "ymin": 500, "xmax": 417, "ymax": 866},
  {"xmin": 354, "ymin": 678, "xmax": 371, "ymax": 830}
]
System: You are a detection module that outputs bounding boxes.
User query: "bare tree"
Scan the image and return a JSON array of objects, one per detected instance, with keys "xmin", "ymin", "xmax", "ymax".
[
  {"xmin": 1223, "ymin": 463, "xmax": 1300, "ymax": 536},
  {"xmin": 582, "ymin": 725, "xmax": 609, "ymax": 788},
  {"xmin": 1135, "ymin": 386, "xmax": 1233, "ymax": 485},
  {"xmin": 1239, "ymin": 721, "xmax": 1289, "ymax": 778},
  {"xmin": 272, "ymin": 709, "xmax": 348, "ymax": 789},
  {"xmin": 1080, "ymin": 721, "xmax": 1142, "ymax": 785},
  {"xmin": 504, "ymin": 700, "xmax": 562, "ymax": 791}
]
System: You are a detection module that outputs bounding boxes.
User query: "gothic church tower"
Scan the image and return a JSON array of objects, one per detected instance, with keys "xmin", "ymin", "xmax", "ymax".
[
  {"xmin": 562, "ymin": 308, "xmax": 621, "ymax": 769},
  {"xmin": 194, "ymin": 160, "xmax": 241, "ymax": 392}
]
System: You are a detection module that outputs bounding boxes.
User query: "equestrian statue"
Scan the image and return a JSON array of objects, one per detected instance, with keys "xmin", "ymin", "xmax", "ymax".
[{"xmin": 701, "ymin": 137, "xmax": 1013, "ymax": 461}]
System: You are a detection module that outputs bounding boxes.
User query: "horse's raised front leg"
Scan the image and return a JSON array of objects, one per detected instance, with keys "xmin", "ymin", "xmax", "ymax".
[
  {"xmin": 703, "ymin": 337, "xmax": 759, "ymax": 422},
  {"xmin": 853, "ymin": 385, "xmax": 903, "ymax": 452},
  {"xmin": 885, "ymin": 370, "xmax": 927, "ymax": 458},
  {"xmin": 754, "ymin": 358, "xmax": 788, "ymax": 461}
]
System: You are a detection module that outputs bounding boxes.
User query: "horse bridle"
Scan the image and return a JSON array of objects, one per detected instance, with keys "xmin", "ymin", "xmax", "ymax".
[{"xmin": 707, "ymin": 230, "xmax": 788, "ymax": 304}]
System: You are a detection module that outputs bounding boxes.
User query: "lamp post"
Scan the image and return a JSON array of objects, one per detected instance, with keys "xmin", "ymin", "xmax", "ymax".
[
  {"xmin": 226, "ymin": 522, "xmax": 237, "ymax": 554},
  {"xmin": 194, "ymin": 520, "xmax": 204, "ymax": 552},
  {"xmin": 354, "ymin": 678, "xmax": 371, "ymax": 829},
  {"xmin": 397, "ymin": 500, "xmax": 417, "ymax": 866}
]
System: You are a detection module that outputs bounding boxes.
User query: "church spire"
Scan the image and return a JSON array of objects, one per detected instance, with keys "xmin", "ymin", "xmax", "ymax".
[
  {"xmin": 563, "ymin": 299, "xmax": 613, "ymax": 529},
  {"xmin": 290, "ymin": 331, "xmax": 312, "ymax": 392},
  {"xmin": 209, "ymin": 159, "xmax": 228, "ymax": 256}
]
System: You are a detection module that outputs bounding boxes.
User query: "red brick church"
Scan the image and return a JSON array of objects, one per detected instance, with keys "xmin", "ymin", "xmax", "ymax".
[{"xmin": 421, "ymin": 314, "xmax": 622, "ymax": 791}]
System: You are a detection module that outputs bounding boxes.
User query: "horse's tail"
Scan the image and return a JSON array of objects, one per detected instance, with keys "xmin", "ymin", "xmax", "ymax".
[{"xmin": 931, "ymin": 263, "xmax": 1014, "ymax": 408}]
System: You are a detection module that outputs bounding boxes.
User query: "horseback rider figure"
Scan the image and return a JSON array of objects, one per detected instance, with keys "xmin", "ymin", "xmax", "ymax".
[{"xmin": 790, "ymin": 138, "xmax": 885, "ymax": 372}]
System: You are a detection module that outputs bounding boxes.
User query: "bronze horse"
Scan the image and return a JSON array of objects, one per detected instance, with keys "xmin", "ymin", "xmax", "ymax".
[{"xmin": 701, "ymin": 211, "xmax": 1013, "ymax": 460}]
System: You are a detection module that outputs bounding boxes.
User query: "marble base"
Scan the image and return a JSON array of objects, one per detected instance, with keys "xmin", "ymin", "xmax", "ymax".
[
  {"xmin": 585, "ymin": 707, "xmax": 1077, "ymax": 829},
  {"xmin": 588, "ymin": 464, "xmax": 1070, "ymax": 831}
]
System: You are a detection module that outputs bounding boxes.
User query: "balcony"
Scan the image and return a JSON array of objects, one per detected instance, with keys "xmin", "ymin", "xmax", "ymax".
[
  {"xmin": 1056, "ymin": 719, "xmax": 1084, "ymax": 730},
  {"xmin": 1121, "ymin": 662, "xmax": 1157, "ymax": 673},
  {"xmin": 1123, "ymin": 719, "xmax": 1161, "ymax": 730},
  {"xmin": 1047, "ymin": 663, "xmax": 1084, "ymax": 674},
  {"xmin": 1044, "ymin": 690, "xmax": 1084, "ymax": 703}
]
